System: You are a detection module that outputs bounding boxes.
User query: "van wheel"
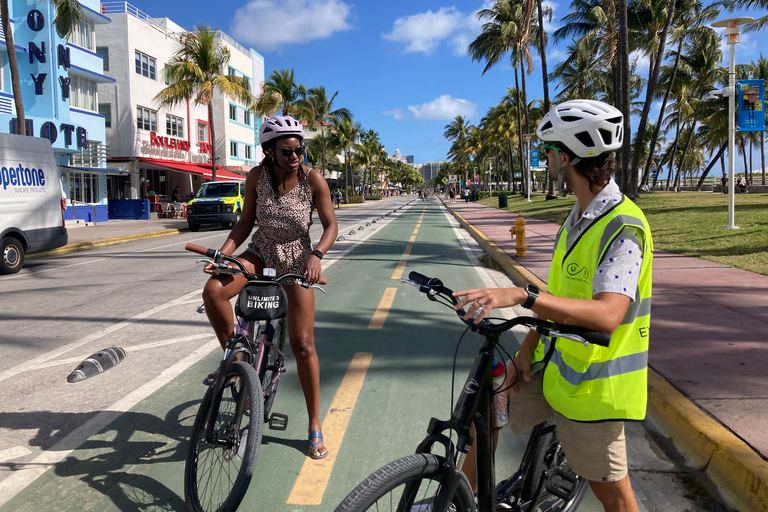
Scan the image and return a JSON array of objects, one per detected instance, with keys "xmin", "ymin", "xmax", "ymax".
[
  {"xmin": 0, "ymin": 237, "xmax": 25, "ymax": 275},
  {"xmin": 188, "ymin": 223, "xmax": 200, "ymax": 232},
  {"xmin": 224, "ymin": 211, "xmax": 241, "ymax": 229}
]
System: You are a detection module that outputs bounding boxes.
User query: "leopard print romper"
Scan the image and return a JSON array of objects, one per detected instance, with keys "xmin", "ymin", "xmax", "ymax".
[{"xmin": 247, "ymin": 167, "xmax": 314, "ymax": 284}]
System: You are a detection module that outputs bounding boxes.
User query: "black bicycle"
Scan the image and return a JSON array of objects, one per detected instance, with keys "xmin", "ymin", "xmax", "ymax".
[
  {"xmin": 336, "ymin": 271, "xmax": 610, "ymax": 512},
  {"xmin": 183, "ymin": 243, "xmax": 325, "ymax": 512}
]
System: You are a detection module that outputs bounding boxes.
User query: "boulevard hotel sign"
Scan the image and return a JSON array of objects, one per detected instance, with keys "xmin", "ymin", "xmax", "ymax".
[
  {"xmin": 140, "ymin": 132, "xmax": 212, "ymax": 164},
  {"xmin": 10, "ymin": 8, "xmax": 88, "ymax": 148}
]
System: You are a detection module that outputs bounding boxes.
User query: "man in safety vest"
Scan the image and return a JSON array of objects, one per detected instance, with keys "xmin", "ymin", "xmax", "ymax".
[{"xmin": 455, "ymin": 99, "xmax": 652, "ymax": 511}]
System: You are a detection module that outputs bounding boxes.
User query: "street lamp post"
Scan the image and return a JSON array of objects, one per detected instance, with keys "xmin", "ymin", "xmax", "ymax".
[
  {"xmin": 524, "ymin": 134, "xmax": 534, "ymax": 202},
  {"xmin": 712, "ymin": 16, "xmax": 753, "ymax": 230}
]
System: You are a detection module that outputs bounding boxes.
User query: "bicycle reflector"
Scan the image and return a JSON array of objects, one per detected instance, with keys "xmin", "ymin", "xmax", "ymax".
[{"xmin": 235, "ymin": 281, "xmax": 288, "ymax": 321}]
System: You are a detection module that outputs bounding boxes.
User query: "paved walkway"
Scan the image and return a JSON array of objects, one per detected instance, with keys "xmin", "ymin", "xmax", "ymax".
[
  {"xmin": 445, "ymin": 198, "xmax": 768, "ymax": 512},
  {"xmin": 26, "ymin": 200, "xmax": 768, "ymax": 511}
]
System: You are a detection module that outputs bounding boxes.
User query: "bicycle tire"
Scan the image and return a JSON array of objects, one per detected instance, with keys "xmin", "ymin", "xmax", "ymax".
[
  {"xmin": 335, "ymin": 453, "xmax": 476, "ymax": 512},
  {"xmin": 520, "ymin": 419, "xmax": 587, "ymax": 512},
  {"xmin": 257, "ymin": 318, "xmax": 285, "ymax": 421},
  {"xmin": 184, "ymin": 362, "xmax": 263, "ymax": 512}
]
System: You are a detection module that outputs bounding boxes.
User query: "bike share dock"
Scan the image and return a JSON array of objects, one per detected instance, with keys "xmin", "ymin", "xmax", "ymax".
[{"xmin": 444, "ymin": 199, "xmax": 768, "ymax": 512}]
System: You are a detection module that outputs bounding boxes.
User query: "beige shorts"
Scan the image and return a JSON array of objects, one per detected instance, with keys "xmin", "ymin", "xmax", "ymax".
[{"xmin": 506, "ymin": 372, "xmax": 628, "ymax": 482}]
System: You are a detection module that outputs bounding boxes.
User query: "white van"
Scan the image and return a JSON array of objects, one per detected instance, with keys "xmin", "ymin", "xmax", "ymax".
[{"xmin": 0, "ymin": 133, "xmax": 67, "ymax": 274}]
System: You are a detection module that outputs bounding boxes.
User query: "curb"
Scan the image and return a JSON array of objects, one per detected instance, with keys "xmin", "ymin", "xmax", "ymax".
[
  {"xmin": 443, "ymin": 201, "xmax": 768, "ymax": 512},
  {"xmin": 28, "ymin": 228, "xmax": 187, "ymax": 259}
]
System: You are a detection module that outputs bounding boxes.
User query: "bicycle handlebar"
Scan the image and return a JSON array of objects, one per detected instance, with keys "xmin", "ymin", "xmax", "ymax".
[
  {"xmin": 406, "ymin": 271, "xmax": 610, "ymax": 347},
  {"xmin": 185, "ymin": 243, "xmax": 327, "ymax": 286}
]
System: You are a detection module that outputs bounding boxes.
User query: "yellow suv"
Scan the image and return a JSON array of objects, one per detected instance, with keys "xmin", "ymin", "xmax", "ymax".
[{"xmin": 186, "ymin": 181, "xmax": 246, "ymax": 232}]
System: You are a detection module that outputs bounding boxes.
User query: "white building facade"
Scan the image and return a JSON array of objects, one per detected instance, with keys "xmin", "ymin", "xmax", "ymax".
[{"xmin": 97, "ymin": 2, "xmax": 264, "ymax": 205}]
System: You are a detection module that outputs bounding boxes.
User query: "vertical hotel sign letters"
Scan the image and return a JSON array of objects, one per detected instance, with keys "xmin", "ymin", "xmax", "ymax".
[{"xmin": 17, "ymin": 8, "xmax": 84, "ymax": 147}]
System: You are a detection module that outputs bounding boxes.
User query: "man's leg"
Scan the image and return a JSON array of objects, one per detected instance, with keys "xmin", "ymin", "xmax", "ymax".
[{"xmin": 590, "ymin": 475, "xmax": 640, "ymax": 512}]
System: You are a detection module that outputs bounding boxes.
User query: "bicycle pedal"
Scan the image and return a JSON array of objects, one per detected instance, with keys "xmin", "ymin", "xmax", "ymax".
[
  {"xmin": 268, "ymin": 413, "xmax": 288, "ymax": 431},
  {"xmin": 545, "ymin": 468, "xmax": 578, "ymax": 500}
]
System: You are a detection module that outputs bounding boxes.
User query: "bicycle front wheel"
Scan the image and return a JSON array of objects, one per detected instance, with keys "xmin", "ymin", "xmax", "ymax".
[
  {"xmin": 335, "ymin": 453, "xmax": 476, "ymax": 512},
  {"xmin": 185, "ymin": 361, "xmax": 263, "ymax": 512}
]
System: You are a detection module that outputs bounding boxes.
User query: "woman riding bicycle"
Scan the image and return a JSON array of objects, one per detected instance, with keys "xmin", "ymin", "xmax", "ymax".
[
  {"xmin": 201, "ymin": 115, "xmax": 338, "ymax": 459},
  {"xmin": 455, "ymin": 99, "xmax": 653, "ymax": 512}
]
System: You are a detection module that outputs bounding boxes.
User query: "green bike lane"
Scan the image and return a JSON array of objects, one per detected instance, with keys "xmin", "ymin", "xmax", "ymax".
[{"xmin": 0, "ymin": 200, "xmax": 603, "ymax": 511}]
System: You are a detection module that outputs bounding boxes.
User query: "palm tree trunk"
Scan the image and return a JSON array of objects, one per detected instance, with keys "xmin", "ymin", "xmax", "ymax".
[
  {"xmin": 1, "ymin": 0, "xmax": 25, "ymax": 135},
  {"xmin": 514, "ymin": 68, "xmax": 526, "ymax": 194},
  {"xmin": 519, "ymin": 58, "xmax": 529, "ymax": 133},
  {"xmin": 641, "ymin": 40, "xmax": 684, "ymax": 187},
  {"xmin": 694, "ymin": 144, "xmax": 726, "ymax": 190},
  {"xmin": 617, "ymin": 0, "xmax": 632, "ymax": 195},
  {"xmin": 749, "ymin": 139, "xmax": 753, "ymax": 185},
  {"xmin": 673, "ymin": 124, "xmax": 695, "ymax": 190},
  {"xmin": 208, "ymin": 102, "xmax": 217, "ymax": 182},
  {"xmin": 665, "ymin": 115, "xmax": 683, "ymax": 190},
  {"xmin": 632, "ymin": 0, "xmax": 676, "ymax": 190},
  {"xmin": 320, "ymin": 125, "xmax": 327, "ymax": 177},
  {"xmin": 742, "ymin": 140, "xmax": 748, "ymax": 186},
  {"xmin": 507, "ymin": 138, "xmax": 515, "ymax": 191}
]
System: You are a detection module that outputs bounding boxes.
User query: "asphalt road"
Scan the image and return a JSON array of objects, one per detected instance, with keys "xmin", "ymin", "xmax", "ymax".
[{"xmin": 0, "ymin": 196, "xmax": 730, "ymax": 511}]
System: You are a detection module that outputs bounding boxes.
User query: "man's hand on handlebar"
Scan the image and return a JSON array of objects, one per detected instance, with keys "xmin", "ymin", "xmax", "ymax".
[{"xmin": 452, "ymin": 287, "xmax": 528, "ymax": 324}]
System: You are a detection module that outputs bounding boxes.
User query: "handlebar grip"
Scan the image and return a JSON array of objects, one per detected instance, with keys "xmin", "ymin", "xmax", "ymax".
[
  {"xmin": 185, "ymin": 243, "xmax": 217, "ymax": 259},
  {"xmin": 581, "ymin": 331, "xmax": 611, "ymax": 347},
  {"xmin": 408, "ymin": 271, "xmax": 430, "ymax": 285}
]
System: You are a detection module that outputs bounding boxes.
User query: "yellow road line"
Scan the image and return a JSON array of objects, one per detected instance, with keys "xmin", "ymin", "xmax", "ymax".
[
  {"xmin": 390, "ymin": 245, "xmax": 413, "ymax": 280},
  {"xmin": 286, "ymin": 353, "xmax": 373, "ymax": 505},
  {"xmin": 415, "ymin": 223, "xmax": 421, "ymax": 228},
  {"xmin": 402, "ymin": 245, "xmax": 412, "ymax": 257},
  {"xmin": 409, "ymin": 235, "xmax": 416, "ymax": 242},
  {"xmin": 412, "ymin": 228, "xmax": 419, "ymax": 235},
  {"xmin": 368, "ymin": 287, "xmax": 397, "ymax": 329}
]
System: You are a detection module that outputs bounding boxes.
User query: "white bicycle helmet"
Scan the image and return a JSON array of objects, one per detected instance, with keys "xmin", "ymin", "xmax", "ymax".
[
  {"xmin": 536, "ymin": 99, "xmax": 623, "ymax": 158},
  {"xmin": 536, "ymin": 100, "xmax": 623, "ymax": 195},
  {"xmin": 259, "ymin": 115, "xmax": 304, "ymax": 145}
]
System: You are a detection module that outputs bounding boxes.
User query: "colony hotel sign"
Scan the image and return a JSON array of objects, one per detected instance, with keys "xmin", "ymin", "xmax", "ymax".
[{"xmin": 10, "ymin": 8, "xmax": 88, "ymax": 148}]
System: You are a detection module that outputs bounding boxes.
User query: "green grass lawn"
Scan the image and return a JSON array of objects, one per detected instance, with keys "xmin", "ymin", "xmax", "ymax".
[{"xmin": 480, "ymin": 191, "xmax": 768, "ymax": 276}]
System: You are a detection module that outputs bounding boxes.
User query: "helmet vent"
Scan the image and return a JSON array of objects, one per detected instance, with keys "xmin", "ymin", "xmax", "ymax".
[
  {"xmin": 561, "ymin": 116, "xmax": 582, "ymax": 122},
  {"xmin": 574, "ymin": 131, "xmax": 595, "ymax": 148},
  {"xmin": 540, "ymin": 121, "xmax": 553, "ymax": 131},
  {"xmin": 599, "ymin": 128, "xmax": 613, "ymax": 145},
  {"xmin": 582, "ymin": 109, "xmax": 597, "ymax": 116},
  {"xmin": 607, "ymin": 116, "xmax": 622, "ymax": 124}
]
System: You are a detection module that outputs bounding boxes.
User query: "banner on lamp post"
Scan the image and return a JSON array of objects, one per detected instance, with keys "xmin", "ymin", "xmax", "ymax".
[
  {"xmin": 737, "ymin": 80, "xmax": 765, "ymax": 132},
  {"xmin": 530, "ymin": 149, "xmax": 539, "ymax": 168}
]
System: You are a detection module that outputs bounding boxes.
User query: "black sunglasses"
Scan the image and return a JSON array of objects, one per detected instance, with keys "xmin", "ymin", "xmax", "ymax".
[{"xmin": 278, "ymin": 146, "xmax": 305, "ymax": 158}]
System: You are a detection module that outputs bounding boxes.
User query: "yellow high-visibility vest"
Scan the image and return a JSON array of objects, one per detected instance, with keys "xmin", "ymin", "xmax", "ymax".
[{"xmin": 535, "ymin": 196, "xmax": 653, "ymax": 421}]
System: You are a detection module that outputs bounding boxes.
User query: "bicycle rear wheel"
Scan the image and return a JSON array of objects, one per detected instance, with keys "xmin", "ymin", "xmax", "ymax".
[
  {"xmin": 185, "ymin": 361, "xmax": 263, "ymax": 512},
  {"xmin": 519, "ymin": 419, "xmax": 587, "ymax": 512},
  {"xmin": 335, "ymin": 453, "xmax": 476, "ymax": 512},
  {"xmin": 257, "ymin": 318, "xmax": 285, "ymax": 421}
]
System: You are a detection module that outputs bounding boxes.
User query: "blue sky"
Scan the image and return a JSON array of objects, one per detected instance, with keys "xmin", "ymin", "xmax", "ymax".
[{"xmin": 125, "ymin": 0, "xmax": 764, "ymax": 170}]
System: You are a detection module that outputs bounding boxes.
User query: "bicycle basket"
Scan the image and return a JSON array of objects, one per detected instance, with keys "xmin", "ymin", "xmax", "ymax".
[{"xmin": 235, "ymin": 280, "xmax": 288, "ymax": 321}]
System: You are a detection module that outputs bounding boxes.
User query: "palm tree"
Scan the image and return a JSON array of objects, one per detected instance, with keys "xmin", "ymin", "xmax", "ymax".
[
  {"xmin": 254, "ymin": 68, "xmax": 305, "ymax": 117},
  {"xmin": 443, "ymin": 115, "xmax": 474, "ymax": 186},
  {"xmin": 0, "ymin": 0, "xmax": 83, "ymax": 135},
  {"xmin": 299, "ymin": 86, "xmax": 351, "ymax": 177},
  {"xmin": 328, "ymin": 117, "xmax": 361, "ymax": 202},
  {"xmin": 156, "ymin": 25, "xmax": 255, "ymax": 182}
]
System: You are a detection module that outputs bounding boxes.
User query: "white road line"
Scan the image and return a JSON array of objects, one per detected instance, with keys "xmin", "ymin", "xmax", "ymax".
[
  {"xmin": 0, "ymin": 447, "xmax": 32, "ymax": 464},
  {"xmin": 35, "ymin": 334, "xmax": 213, "ymax": 370},
  {"xmin": 0, "ymin": 337, "xmax": 219, "ymax": 508},
  {"xmin": 0, "ymin": 288, "xmax": 204, "ymax": 383}
]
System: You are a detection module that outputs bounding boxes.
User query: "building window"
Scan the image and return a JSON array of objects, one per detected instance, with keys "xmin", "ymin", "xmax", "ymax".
[
  {"xmin": 68, "ymin": 19, "xmax": 95, "ymax": 50},
  {"xmin": 230, "ymin": 141, "xmax": 237, "ymax": 157},
  {"xmin": 96, "ymin": 46, "xmax": 109, "ymax": 71},
  {"xmin": 99, "ymin": 104, "xmax": 111, "ymax": 128},
  {"xmin": 245, "ymin": 145, "xmax": 251, "ymax": 160},
  {"xmin": 198, "ymin": 121, "xmax": 208, "ymax": 143},
  {"xmin": 137, "ymin": 106, "xmax": 157, "ymax": 132},
  {"xmin": 135, "ymin": 51, "xmax": 156, "ymax": 80},
  {"xmin": 243, "ymin": 111, "xmax": 250, "ymax": 126},
  {"xmin": 166, "ymin": 114, "xmax": 184, "ymax": 138},
  {"xmin": 228, "ymin": 66, "xmax": 236, "ymax": 76},
  {"xmin": 70, "ymin": 75, "xmax": 97, "ymax": 111},
  {"xmin": 229, "ymin": 104, "xmax": 237, "ymax": 121}
]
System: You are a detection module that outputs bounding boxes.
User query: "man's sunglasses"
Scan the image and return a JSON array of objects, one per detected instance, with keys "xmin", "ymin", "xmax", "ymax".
[{"xmin": 278, "ymin": 147, "xmax": 305, "ymax": 158}]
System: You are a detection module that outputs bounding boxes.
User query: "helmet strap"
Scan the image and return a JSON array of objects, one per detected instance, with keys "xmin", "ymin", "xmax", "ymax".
[{"xmin": 553, "ymin": 150, "xmax": 580, "ymax": 197}]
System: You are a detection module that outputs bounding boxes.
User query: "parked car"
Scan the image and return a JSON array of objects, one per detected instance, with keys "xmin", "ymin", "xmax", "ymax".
[{"xmin": 186, "ymin": 181, "xmax": 246, "ymax": 232}]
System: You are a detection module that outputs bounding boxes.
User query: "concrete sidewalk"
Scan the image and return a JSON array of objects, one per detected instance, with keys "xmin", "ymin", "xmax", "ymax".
[{"xmin": 445, "ymin": 199, "xmax": 768, "ymax": 512}]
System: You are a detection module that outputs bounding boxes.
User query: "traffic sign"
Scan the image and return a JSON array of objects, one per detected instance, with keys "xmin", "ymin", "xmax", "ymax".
[{"xmin": 448, "ymin": 174, "xmax": 458, "ymax": 183}]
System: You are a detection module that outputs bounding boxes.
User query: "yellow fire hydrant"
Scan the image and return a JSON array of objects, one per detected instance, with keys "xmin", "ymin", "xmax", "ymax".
[{"xmin": 509, "ymin": 216, "xmax": 527, "ymax": 257}]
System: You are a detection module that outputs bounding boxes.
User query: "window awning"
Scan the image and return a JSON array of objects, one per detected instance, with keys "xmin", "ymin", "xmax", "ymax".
[
  {"xmin": 61, "ymin": 165, "xmax": 139, "ymax": 175},
  {"xmin": 137, "ymin": 158, "xmax": 246, "ymax": 181}
]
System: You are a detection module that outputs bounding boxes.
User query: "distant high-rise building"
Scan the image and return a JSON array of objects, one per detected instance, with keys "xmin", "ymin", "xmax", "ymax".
[
  {"xmin": 405, "ymin": 155, "xmax": 414, "ymax": 164},
  {"xmin": 420, "ymin": 161, "xmax": 445, "ymax": 183}
]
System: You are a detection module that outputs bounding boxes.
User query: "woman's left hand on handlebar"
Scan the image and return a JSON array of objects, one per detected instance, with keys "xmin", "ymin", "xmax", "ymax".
[
  {"xmin": 304, "ymin": 255, "xmax": 323, "ymax": 285},
  {"xmin": 453, "ymin": 287, "xmax": 526, "ymax": 323}
]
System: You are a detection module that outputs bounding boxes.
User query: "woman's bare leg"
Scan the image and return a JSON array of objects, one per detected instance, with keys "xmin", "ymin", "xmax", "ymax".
[
  {"xmin": 284, "ymin": 284, "xmax": 325, "ymax": 456},
  {"xmin": 201, "ymin": 252, "xmax": 263, "ymax": 349}
]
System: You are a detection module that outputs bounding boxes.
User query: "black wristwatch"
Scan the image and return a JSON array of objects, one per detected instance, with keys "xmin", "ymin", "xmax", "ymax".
[
  {"xmin": 522, "ymin": 284, "xmax": 539, "ymax": 309},
  {"xmin": 310, "ymin": 249, "xmax": 324, "ymax": 260}
]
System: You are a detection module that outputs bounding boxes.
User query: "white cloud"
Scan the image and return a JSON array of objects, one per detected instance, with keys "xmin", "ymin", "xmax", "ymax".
[
  {"xmin": 547, "ymin": 48, "xmax": 568, "ymax": 65},
  {"xmin": 230, "ymin": 0, "xmax": 354, "ymax": 51},
  {"xmin": 630, "ymin": 50, "xmax": 650, "ymax": 75},
  {"xmin": 542, "ymin": 1, "xmax": 560, "ymax": 33},
  {"xmin": 383, "ymin": 7, "xmax": 464, "ymax": 54},
  {"xmin": 408, "ymin": 95, "xmax": 477, "ymax": 120},
  {"xmin": 382, "ymin": 107, "xmax": 405, "ymax": 120}
]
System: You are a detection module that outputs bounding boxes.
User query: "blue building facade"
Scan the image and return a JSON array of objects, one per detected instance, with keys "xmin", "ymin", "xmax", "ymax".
[{"xmin": 0, "ymin": 0, "xmax": 113, "ymax": 220}]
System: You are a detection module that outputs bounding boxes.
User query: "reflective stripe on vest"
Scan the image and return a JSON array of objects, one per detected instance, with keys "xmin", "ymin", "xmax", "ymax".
[{"xmin": 542, "ymin": 196, "xmax": 654, "ymax": 422}]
